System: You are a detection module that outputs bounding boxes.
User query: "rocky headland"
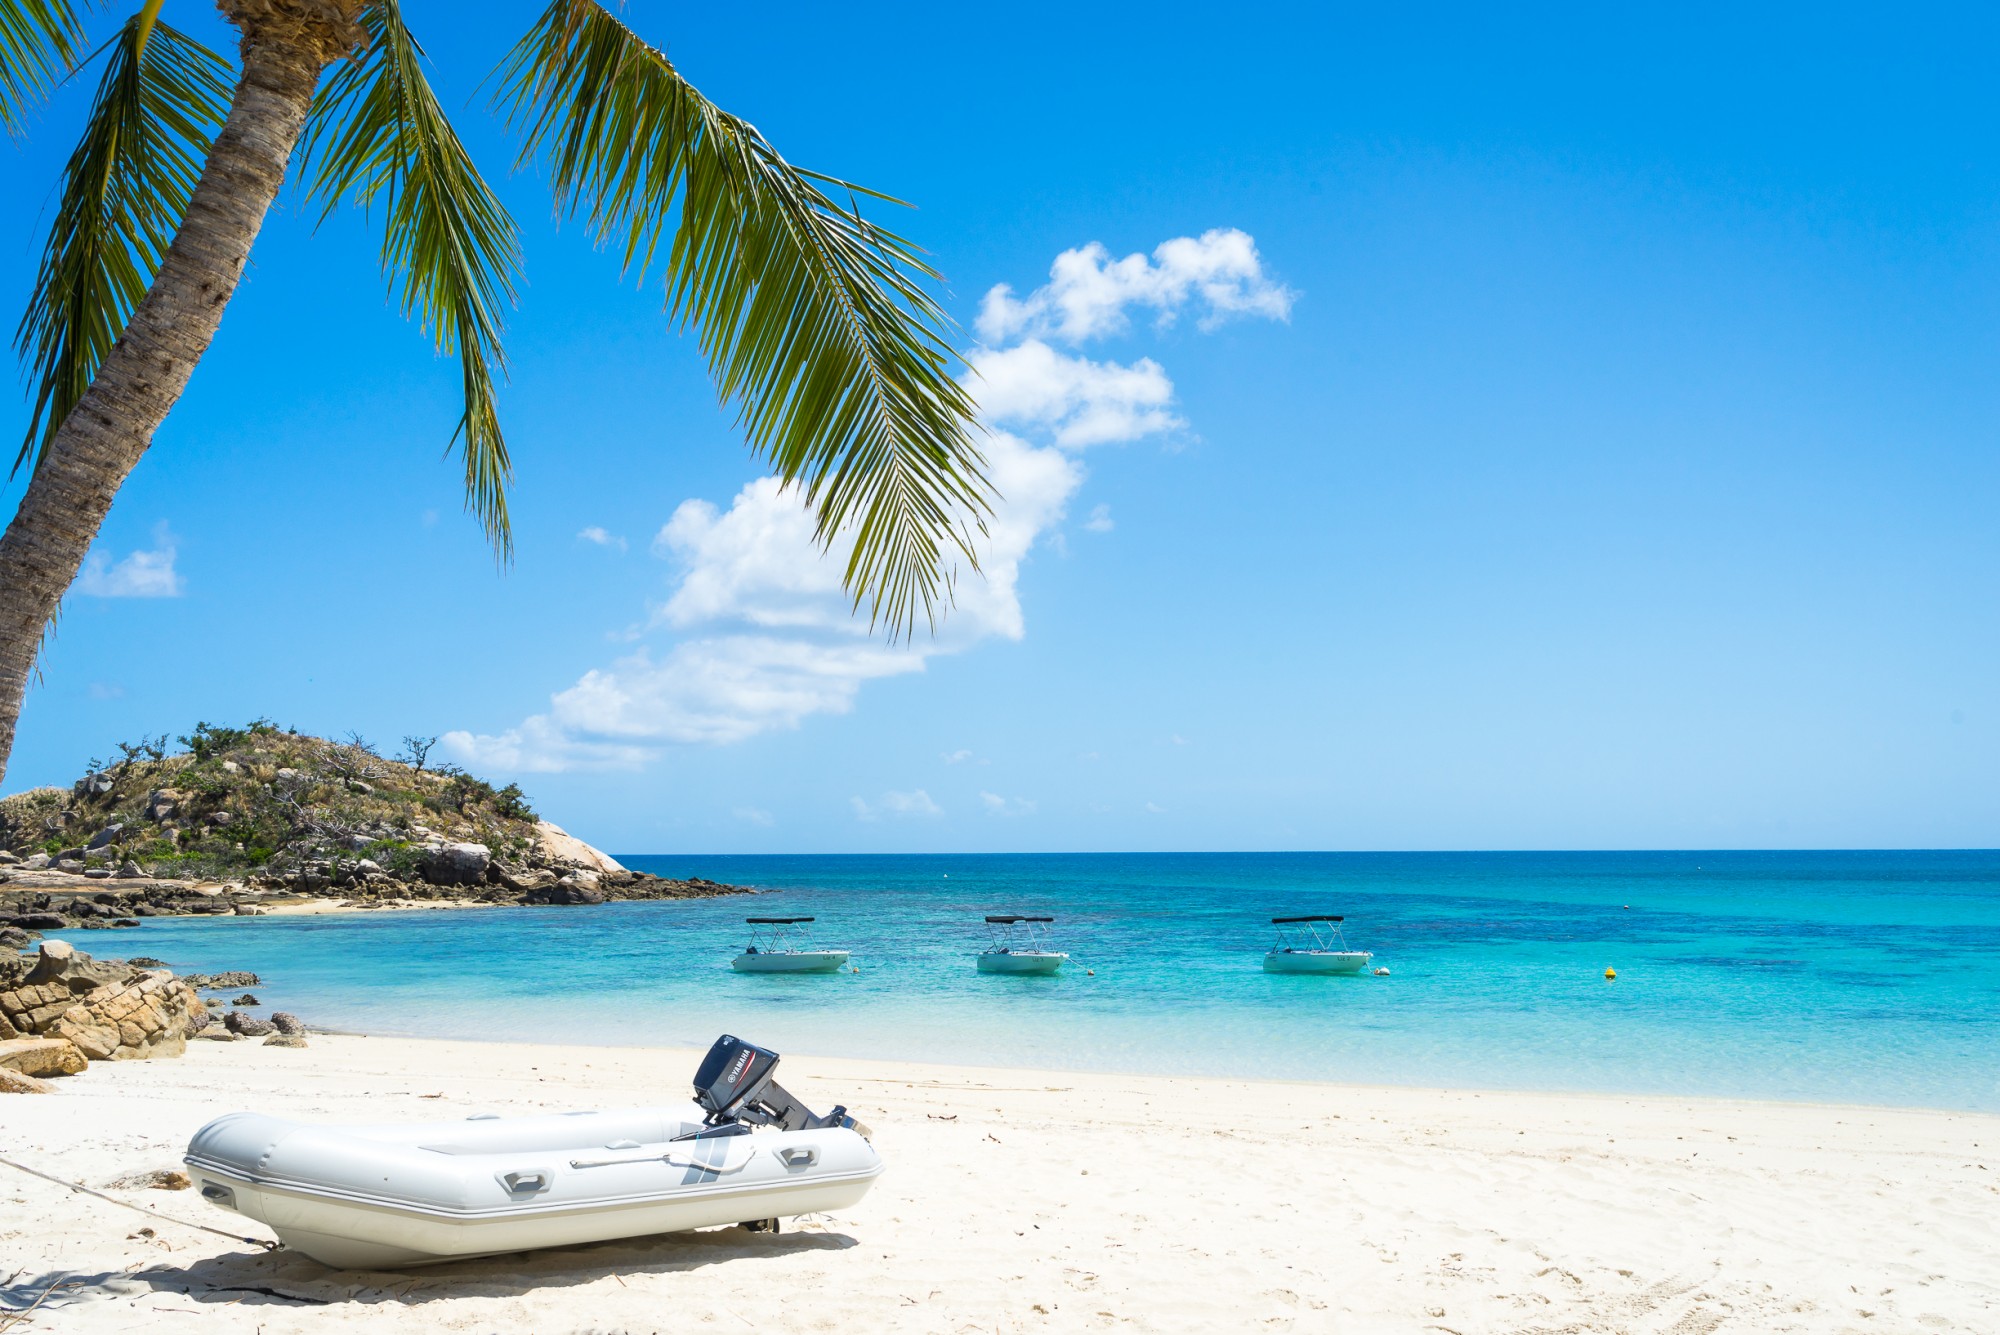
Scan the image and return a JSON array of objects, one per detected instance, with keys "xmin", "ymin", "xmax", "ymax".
[
  {"xmin": 0, "ymin": 938, "xmax": 332, "ymax": 1092},
  {"xmin": 0, "ymin": 722, "xmax": 746, "ymax": 936}
]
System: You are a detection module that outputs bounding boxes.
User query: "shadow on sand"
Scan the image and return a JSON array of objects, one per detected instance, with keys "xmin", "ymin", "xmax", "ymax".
[{"xmin": 1, "ymin": 1224, "xmax": 857, "ymax": 1319}]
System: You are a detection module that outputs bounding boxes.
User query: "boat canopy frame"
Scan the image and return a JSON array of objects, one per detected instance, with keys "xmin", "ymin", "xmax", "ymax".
[
  {"xmin": 740, "ymin": 917, "xmax": 825, "ymax": 954},
  {"xmin": 983, "ymin": 914, "xmax": 1059, "ymax": 953},
  {"xmin": 1269, "ymin": 915, "xmax": 1357, "ymax": 954}
]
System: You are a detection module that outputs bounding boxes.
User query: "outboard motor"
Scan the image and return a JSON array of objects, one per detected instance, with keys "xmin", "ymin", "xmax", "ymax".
[{"xmin": 689, "ymin": 1034, "xmax": 864, "ymax": 1136}]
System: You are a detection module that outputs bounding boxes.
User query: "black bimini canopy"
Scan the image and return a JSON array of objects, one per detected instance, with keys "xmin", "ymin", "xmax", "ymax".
[
  {"xmin": 986, "ymin": 915, "xmax": 1054, "ymax": 923},
  {"xmin": 746, "ymin": 916, "xmax": 814, "ymax": 924},
  {"xmin": 1271, "ymin": 914, "xmax": 1344, "ymax": 924}
]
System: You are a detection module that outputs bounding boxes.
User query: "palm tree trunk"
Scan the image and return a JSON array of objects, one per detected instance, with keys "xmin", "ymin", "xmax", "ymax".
[{"xmin": 0, "ymin": 5, "xmax": 350, "ymax": 787}]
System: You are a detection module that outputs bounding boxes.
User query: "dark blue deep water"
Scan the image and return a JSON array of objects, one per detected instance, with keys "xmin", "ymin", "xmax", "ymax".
[{"xmin": 52, "ymin": 850, "xmax": 2000, "ymax": 1110}]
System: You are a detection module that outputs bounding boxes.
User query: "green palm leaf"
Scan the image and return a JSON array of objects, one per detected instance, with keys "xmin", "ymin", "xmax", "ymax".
[
  {"xmin": 496, "ymin": 0, "xmax": 990, "ymax": 636},
  {"xmin": 0, "ymin": 0, "xmax": 83, "ymax": 134},
  {"xmin": 301, "ymin": 0, "xmax": 523, "ymax": 554},
  {"xmin": 12, "ymin": 6, "xmax": 232, "ymax": 474}
]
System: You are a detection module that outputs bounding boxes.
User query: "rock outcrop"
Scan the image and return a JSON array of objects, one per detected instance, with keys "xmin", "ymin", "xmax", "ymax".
[
  {"xmin": 532, "ymin": 822, "xmax": 625, "ymax": 875},
  {"xmin": 0, "ymin": 1036, "xmax": 87, "ymax": 1076},
  {"xmin": 0, "ymin": 941, "xmax": 204, "ymax": 1063},
  {"xmin": 421, "ymin": 841, "xmax": 491, "ymax": 886},
  {"xmin": 0, "ymin": 726, "xmax": 746, "ymax": 921}
]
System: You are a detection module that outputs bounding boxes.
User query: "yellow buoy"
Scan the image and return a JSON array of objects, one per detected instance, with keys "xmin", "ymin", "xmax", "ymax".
[{"xmin": 1604, "ymin": 967, "xmax": 1617, "ymax": 980}]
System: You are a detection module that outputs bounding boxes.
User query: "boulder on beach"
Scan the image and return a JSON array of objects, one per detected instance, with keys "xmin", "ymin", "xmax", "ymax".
[
  {"xmin": 224, "ymin": 1011, "xmax": 274, "ymax": 1037},
  {"xmin": 0, "ymin": 940, "xmax": 204, "ymax": 1063},
  {"xmin": 0, "ymin": 1067, "xmax": 52, "ymax": 1093},
  {"xmin": 421, "ymin": 842, "xmax": 492, "ymax": 887},
  {"xmin": 0, "ymin": 1036, "xmax": 87, "ymax": 1077},
  {"xmin": 490, "ymin": 862, "xmax": 557, "ymax": 893},
  {"xmin": 269, "ymin": 1011, "xmax": 306, "ymax": 1035},
  {"xmin": 525, "ymin": 873, "xmax": 606, "ymax": 905}
]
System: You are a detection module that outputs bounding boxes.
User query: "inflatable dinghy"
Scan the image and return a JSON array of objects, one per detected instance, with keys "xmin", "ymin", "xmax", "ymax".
[{"xmin": 185, "ymin": 1035, "xmax": 881, "ymax": 1268}]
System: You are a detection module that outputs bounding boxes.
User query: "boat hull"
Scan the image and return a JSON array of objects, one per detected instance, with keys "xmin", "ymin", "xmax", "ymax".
[
  {"xmin": 977, "ymin": 951, "xmax": 1067, "ymax": 975},
  {"xmin": 1264, "ymin": 950, "xmax": 1373, "ymax": 974},
  {"xmin": 731, "ymin": 951, "xmax": 850, "ymax": 974},
  {"xmin": 185, "ymin": 1106, "xmax": 882, "ymax": 1269}
]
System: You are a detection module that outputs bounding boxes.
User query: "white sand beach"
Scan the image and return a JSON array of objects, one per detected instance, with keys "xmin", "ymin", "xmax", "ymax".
[{"xmin": 2, "ymin": 1034, "xmax": 1994, "ymax": 1333}]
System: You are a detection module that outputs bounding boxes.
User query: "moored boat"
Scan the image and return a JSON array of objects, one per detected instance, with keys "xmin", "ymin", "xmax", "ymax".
[
  {"xmin": 977, "ymin": 914, "xmax": 1068, "ymax": 975},
  {"xmin": 1263, "ymin": 914, "xmax": 1374, "ymax": 974},
  {"xmin": 731, "ymin": 916, "xmax": 850, "ymax": 973}
]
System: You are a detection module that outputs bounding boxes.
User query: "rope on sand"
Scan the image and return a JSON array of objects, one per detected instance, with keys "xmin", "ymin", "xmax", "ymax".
[{"xmin": 0, "ymin": 1153, "xmax": 278, "ymax": 1251}]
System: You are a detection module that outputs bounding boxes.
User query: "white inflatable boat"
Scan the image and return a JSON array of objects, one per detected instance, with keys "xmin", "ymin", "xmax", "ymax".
[{"xmin": 185, "ymin": 1036, "xmax": 882, "ymax": 1269}]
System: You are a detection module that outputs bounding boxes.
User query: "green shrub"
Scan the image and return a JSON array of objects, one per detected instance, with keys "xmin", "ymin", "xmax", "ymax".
[
  {"xmin": 177, "ymin": 718, "xmax": 279, "ymax": 762},
  {"xmin": 493, "ymin": 783, "xmax": 535, "ymax": 821}
]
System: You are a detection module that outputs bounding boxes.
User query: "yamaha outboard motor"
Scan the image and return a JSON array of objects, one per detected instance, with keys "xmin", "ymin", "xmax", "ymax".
[{"xmin": 689, "ymin": 1034, "xmax": 863, "ymax": 1135}]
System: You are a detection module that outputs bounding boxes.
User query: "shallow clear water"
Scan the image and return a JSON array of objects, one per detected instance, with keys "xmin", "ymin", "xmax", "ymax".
[{"xmin": 51, "ymin": 850, "xmax": 2000, "ymax": 1111}]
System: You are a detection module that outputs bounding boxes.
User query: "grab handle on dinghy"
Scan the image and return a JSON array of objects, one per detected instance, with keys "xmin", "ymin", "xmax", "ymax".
[
  {"xmin": 501, "ymin": 1170, "xmax": 552, "ymax": 1193},
  {"xmin": 568, "ymin": 1148, "xmax": 757, "ymax": 1175}
]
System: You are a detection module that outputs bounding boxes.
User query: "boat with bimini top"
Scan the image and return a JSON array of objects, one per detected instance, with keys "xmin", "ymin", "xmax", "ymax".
[
  {"xmin": 1263, "ymin": 914, "xmax": 1373, "ymax": 974},
  {"xmin": 731, "ymin": 917, "xmax": 850, "ymax": 973},
  {"xmin": 977, "ymin": 914, "xmax": 1068, "ymax": 975}
]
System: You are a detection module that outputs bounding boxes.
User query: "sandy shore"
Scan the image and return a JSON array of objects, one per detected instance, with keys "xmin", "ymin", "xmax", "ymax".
[{"xmin": 1, "ymin": 1036, "xmax": 1993, "ymax": 1333}]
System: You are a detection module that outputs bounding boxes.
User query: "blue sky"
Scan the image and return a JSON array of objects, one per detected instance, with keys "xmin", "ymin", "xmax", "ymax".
[{"xmin": 3, "ymin": 2, "xmax": 1995, "ymax": 852}]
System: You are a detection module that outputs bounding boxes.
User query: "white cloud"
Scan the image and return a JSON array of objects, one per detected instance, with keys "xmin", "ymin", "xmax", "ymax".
[
  {"xmin": 443, "ymin": 635, "xmax": 929, "ymax": 769},
  {"xmin": 578, "ymin": 526, "xmax": 628, "ymax": 552},
  {"xmin": 976, "ymin": 228, "xmax": 1294, "ymax": 345},
  {"xmin": 979, "ymin": 791, "xmax": 1036, "ymax": 817},
  {"xmin": 77, "ymin": 524, "xmax": 182, "ymax": 598},
  {"xmin": 968, "ymin": 341, "xmax": 1179, "ymax": 448},
  {"xmin": 852, "ymin": 789, "xmax": 942, "ymax": 821},
  {"xmin": 88, "ymin": 682, "xmax": 125, "ymax": 700},
  {"xmin": 733, "ymin": 806, "xmax": 775, "ymax": 827},
  {"xmin": 1085, "ymin": 504, "xmax": 1115, "ymax": 533},
  {"xmin": 440, "ymin": 715, "xmax": 655, "ymax": 774},
  {"xmin": 1145, "ymin": 801, "xmax": 1166, "ymax": 814},
  {"xmin": 942, "ymin": 748, "xmax": 974, "ymax": 764},
  {"xmin": 452, "ymin": 230, "xmax": 1293, "ymax": 771}
]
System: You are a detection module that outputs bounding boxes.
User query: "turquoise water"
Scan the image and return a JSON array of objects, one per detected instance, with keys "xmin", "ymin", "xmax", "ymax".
[{"xmin": 48, "ymin": 851, "xmax": 2000, "ymax": 1111}]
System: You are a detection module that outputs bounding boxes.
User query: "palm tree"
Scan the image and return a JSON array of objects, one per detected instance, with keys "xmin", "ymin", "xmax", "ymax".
[{"xmin": 0, "ymin": 0, "xmax": 989, "ymax": 785}]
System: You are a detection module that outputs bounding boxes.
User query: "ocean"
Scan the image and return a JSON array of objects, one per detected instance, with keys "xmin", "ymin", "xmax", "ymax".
[{"xmin": 49, "ymin": 850, "xmax": 2000, "ymax": 1111}]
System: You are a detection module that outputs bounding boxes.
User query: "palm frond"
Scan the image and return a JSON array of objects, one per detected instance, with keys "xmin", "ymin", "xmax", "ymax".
[
  {"xmin": 496, "ymin": 0, "xmax": 990, "ymax": 637},
  {"xmin": 0, "ymin": 0, "xmax": 84, "ymax": 134},
  {"xmin": 301, "ymin": 0, "xmax": 522, "ymax": 555},
  {"xmin": 12, "ymin": 11, "xmax": 232, "ymax": 475}
]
